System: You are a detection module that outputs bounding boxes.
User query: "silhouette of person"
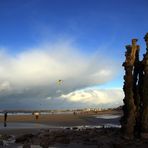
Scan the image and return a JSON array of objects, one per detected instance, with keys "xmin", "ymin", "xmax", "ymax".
[{"xmin": 4, "ymin": 112, "xmax": 8, "ymax": 127}]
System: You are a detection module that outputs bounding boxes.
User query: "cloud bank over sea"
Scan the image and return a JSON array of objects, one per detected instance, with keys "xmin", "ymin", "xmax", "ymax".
[{"xmin": 0, "ymin": 40, "xmax": 123, "ymax": 109}]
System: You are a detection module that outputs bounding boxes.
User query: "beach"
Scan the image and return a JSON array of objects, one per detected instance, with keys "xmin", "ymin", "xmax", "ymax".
[
  {"xmin": 0, "ymin": 110, "xmax": 121, "ymax": 129},
  {"xmin": 0, "ymin": 110, "xmax": 122, "ymax": 147},
  {"xmin": 0, "ymin": 110, "xmax": 147, "ymax": 148}
]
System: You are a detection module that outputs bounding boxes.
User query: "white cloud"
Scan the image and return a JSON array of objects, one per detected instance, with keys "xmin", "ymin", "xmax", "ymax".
[
  {"xmin": 0, "ymin": 81, "xmax": 11, "ymax": 91},
  {"xmin": 0, "ymin": 40, "xmax": 121, "ymax": 109},
  {"xmin": 61, "ymin": 88, "xmax": 123, "ymax": 105}
]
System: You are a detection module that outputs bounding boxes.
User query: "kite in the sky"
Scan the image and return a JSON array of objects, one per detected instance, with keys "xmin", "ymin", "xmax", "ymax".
[{"xmin": 57, "ymin": 79, "xmax": 63, "ymax": 85}]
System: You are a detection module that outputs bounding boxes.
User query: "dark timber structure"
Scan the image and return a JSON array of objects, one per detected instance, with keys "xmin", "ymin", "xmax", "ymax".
[{"xmin": 121, "ymin": 33, "xmax": 148, "ymax": 139}]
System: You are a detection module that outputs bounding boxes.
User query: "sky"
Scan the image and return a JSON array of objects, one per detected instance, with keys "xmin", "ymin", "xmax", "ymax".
[{"xmin": 0, "ymin": 0, "xmax": 148, "ymax": 110}]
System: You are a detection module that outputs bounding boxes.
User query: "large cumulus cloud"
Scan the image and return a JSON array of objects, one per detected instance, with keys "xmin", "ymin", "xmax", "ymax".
[
  {"xmin": 0, "ymin": 41, "xmax": 122, "ymax": 109},
  {"xmin": 60, "ymin": 88, "xmax": 123, "ymax": 109}
]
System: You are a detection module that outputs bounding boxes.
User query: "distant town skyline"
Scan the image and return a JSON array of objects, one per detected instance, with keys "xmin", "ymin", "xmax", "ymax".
[{"xmin": 0, "ymin": 0, "xmax": 148, "ymax": 109}]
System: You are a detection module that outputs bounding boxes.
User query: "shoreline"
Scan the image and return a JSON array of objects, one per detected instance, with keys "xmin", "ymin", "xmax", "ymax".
[
  {"xmin": 0, "ymin": 111, "xmax": 147, "ymax": 148},
  {"xmin": 0, "ymin": 111, "xmax": 123, "ymax": 147},
  {"xmin": 0, "ymin": 111, "xmax": 121, "ymax": 135},
  {"xmin": 0, "ymin": 110, "xmax": 121, "ymax": 129}
]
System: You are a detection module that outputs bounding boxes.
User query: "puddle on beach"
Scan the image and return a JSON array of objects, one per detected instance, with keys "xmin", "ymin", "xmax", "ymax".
[
  {"xmin": 0, "ymin": 123, "xmax": 121, "ymax": 130},
  {"xmin": 0, "ymin": 122, "xmax": 56, "ymax": 129},
  {"xmin": 95, "ymin": 114, "xmax": 121, "ymax": 119}
]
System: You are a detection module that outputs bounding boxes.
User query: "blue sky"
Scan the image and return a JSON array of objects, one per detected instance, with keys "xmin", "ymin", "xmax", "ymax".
[
  {"xmin": 0, "ymin": 0, "xmax": 147, "ymax": 53},
  {"xmin": 0, "ymin": 0, "xmax": 148, "ymax": 109}
]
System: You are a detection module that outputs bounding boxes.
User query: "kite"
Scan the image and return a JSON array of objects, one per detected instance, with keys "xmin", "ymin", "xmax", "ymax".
[{"xmin": 57, "ymin": 79, "xmax": 63, "ymax": 85}]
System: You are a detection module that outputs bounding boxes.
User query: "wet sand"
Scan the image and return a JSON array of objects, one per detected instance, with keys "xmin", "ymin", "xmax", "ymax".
[
  {"xmin": 0, "ymin": 111, "xmax": 121, "ymax": 135},
  {"xmin": 0, "ymin": 110, "xmax": 121, "ymax": 130},
  {"xmin": 0, "ymin": 111, "xmax": 123, "ymax": 148},
  {"xmin": 0, "ymin": 114, "xmax": 88, "ymax": 126},
  {"xmin": 0, "ymin": 111, "xmax": 147, "ymax": 148}
]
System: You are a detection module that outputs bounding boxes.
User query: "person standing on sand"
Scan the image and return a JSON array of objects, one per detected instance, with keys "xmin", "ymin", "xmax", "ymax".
[
  {"xmin": 4, "ymin": 112, "xmax": 8, "ymax": 127},
  {"xmin": 34, "ymin": 112, "xmax": 39, "ymax": 120}
]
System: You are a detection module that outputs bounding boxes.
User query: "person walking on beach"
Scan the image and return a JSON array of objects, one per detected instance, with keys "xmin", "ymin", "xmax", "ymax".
[
  {"xmin": 4, "ymin": 112, "xmax": 8, "ymax": 127},
  {"xmin": 34, "ymin": 112, "xmax": 39, "ymax": 120}
]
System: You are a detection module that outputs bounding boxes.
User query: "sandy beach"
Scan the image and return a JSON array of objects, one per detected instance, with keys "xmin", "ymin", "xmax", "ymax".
[
  {"xmin": 0, "ymin": 111, "xmax": 148, "ymax": 148},
  {"xmin": 0, "ymin": 111, "xmax": 122, "ymax": 147},
  {"xmin": 0, "ymin": 114, "xmax": 89, "ymax": 126},
  {"xmin": 0, "ymin": 110, "xmax": 121, "ymax": 128}
]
